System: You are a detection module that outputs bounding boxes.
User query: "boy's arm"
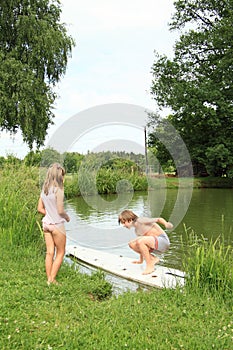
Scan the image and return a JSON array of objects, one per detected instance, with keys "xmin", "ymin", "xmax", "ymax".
[
  {"xmin": 156, "ymin": 217, "xmax": 173, "ymax": 229},
  {"xmin": 138, "ymin": 217, "xmax": 173, "ymax": 229}
]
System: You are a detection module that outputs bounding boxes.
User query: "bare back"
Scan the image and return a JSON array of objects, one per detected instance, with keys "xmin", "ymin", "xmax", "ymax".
[{"xmin": 133, "ymin": 217, "xmax": 166, "ymax": 237}]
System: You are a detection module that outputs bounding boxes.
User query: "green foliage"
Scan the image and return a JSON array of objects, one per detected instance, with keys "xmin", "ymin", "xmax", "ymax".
[
  {"xmin": 147, "ymin": 112, "xmax": 192, "ymax": 175},
  {"xmin": 40, "ymin": 147, "xmax": 63, "ymax": 167},
  {"xmin": 66, "ymin": 151, "xmax": 148, "ymax": 196},
  {"xmin": 78, "ymin": 168, "xmax": 98, "ymax": 196},
  {"xmin": 182, "ymin": 227, "xmax": 233, "ymax": 300},
  {"xmin": 0, "ymin": 0, "xmax": 75, "ymax": 148},
  {"xmin": 3, "ymin": 153, "xmax": 22, "ymax": 166},
  {"xmin": 101, "ymin": 157, "xmax": 141, "ymax": 172},
  {"xmin": 63, "ymin": 152, "xmax": 84, "ymax": 173},
  {"xmin": 24, "ymin": 150, "xmax": 42, "ymax": 166},
  {"xmin": 205, "ymin": 144, "xmax": 233, "ymax": 177},
  {"xmin": 86, "ymin": 270, "xmax": 113, "ymax": 301},
  {"xmin": 64, "ymin": 173, "xmax": 80, "ymax": 197},
  {"xmin": 0, "ymin": 164, "xmax": 42, "ymax": 246},
  {"xmin": 150, "ymin": 0, "xmax": 233, "ymax": 177}
]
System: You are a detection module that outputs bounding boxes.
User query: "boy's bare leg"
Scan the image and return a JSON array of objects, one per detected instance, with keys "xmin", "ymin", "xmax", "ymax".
[
  {"xmin": 132, "ymin": 254, "xmax": 143, "ymax": 264},
  {"xmin": 142, "ymin": 255, "xmax": 159, "ymax": 275},
  {"xmin": 137, "ymin": 237, "xmax": 160, "ymax": 275},
  {"xmin": 129, "ymin": 239, "xmax": 143, "ymax": 264}
]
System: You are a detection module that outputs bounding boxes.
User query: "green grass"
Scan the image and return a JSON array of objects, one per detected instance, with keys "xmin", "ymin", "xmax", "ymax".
[
  {"xmin": 149, "ymin": 175, "xmax": 233, "ymax": 189},
  {"xmin": 0, "ymin": 164, "xmax": 232, "ymax": 349},
  {"xmin": 0, "ymin": 246, "xmax": 232, "ymax": 350},
  {"xmin": 182, "ymin": 227, "xmax": 233, "ymax": 301}
]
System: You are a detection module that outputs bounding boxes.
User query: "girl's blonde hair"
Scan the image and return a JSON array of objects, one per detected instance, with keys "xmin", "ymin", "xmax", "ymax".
[
  {"xmin": 118, "ymin": 210, "xmax": 138, "ymax": 224},
  {"xmin": 43, "ymin": 163, "xmax": 66, "ymax": 195}
]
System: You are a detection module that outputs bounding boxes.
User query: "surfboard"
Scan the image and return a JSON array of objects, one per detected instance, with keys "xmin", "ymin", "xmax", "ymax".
[{"xmin": 66, "ymin": 244, "xmax": 185, "ymax": 289}]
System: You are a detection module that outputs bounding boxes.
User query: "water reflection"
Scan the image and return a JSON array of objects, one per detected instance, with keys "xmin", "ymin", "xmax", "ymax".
[{"xmin": 65, "ymin": 189, "xmax": 233, "ymax": 270}]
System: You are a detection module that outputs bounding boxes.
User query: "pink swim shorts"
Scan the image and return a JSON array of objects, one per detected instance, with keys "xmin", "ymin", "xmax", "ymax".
[{"xmin": 42, "ymin": 223, "xmax": 66, "ymax": 235}]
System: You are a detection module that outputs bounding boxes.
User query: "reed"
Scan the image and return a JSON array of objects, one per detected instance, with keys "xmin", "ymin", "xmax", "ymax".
[
  {"xmin": 0, "ymin": 165, "xmax": 42, "ymax": 247},
  {"xmin": 182, "ymin": 226, "xmax": 233, "ymax": 299}
]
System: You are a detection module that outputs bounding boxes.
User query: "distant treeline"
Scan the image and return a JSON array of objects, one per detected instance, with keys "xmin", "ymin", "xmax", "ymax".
[{"xmin": 0, "ymin": 148, "xmax": 148, "ymax": 174}]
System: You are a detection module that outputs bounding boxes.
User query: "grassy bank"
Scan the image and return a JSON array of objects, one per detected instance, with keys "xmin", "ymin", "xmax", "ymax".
[
  {"xmin": 64, "ymin": 172, "xmax": 233, "ymax": 198},
  {"xmin": 164, "ymin": 176, "xmax": 233, "ymax": 189},
  {"xmin": 0, "ymin": 165, "xmax": 232, "ymax": 349},
  {"xmin": 0, "ymin": 246, "xmax": 232, "ymax": 350}
]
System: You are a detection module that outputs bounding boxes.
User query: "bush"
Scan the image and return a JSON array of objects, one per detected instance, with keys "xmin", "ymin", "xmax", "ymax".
[{"xmin": 86, "ymin": 270, "xmax": 113, "ymax": 301}]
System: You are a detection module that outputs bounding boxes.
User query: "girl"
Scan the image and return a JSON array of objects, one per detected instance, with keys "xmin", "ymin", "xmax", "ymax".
[{"xmin": 38, "ymin": 163, "xmax": 70, "ymax": 285}]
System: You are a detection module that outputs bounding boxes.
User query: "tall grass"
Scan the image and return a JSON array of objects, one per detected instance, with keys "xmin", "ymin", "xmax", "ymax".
[
  {"xmin": 182, "ymin": 226, "xmax": 233, "ymax": 300},
  {"xmin": 0, "ymin": 165, "xmax": 42, "ymax": 247}
]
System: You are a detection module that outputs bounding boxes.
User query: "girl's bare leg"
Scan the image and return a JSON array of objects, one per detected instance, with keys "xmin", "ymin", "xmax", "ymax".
[
  {"xmin": 44, "ymin": 232, "xmax": 55, "ymax": 282},
  {"xmin": 49, "ymin": 229, "xmax": 66, "ymax": 283}
]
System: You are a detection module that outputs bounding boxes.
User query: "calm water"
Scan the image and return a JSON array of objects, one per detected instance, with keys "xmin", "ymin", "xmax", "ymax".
[{"xmin": 65, "ymin": 188, "xmax": 233, "ymax": 270}]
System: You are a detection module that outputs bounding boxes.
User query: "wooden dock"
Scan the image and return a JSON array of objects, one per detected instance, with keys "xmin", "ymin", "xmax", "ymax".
[{"xmin": 66, "ymin": 245, "xmax": 185, "ymax": 289}]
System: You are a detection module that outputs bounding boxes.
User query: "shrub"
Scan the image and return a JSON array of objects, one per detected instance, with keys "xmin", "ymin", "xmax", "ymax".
[{"xmin": 87, "ymin": 270, "xmax": 113, "ymax": 301}]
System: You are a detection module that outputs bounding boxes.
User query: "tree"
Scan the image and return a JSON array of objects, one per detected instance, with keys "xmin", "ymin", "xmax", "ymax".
[
  {"xmin": 24, "ymin": 150, "xmax": 42, "ymax": 166},
  {"xmin": 63, "ymin": 152, "xmax": 84, "ymax": 173},
  {"xmin": 150, "ymin": 0, "xmax": 233, "ymax": 177},
  {"xmin": 147, "ymin": 112, "xmax": 193, "ymax": 176},
  {"xmin": 40, "ymin": 147, "xmax": 62, "ymax": 167},
  {"xmin": 0, "ymin": 0, "xmax": 75, "ymax": 149}
]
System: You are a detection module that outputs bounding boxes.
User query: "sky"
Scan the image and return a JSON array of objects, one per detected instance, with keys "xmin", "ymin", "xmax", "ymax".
[{"xmin": 0, "ymin": 0, "xmax": 178, "ymax": 158}]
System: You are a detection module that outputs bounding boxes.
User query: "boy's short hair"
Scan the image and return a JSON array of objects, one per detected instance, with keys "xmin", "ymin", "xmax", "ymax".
[{"xmin": 118, "ymin": 210, "xmax": 138, "ymax": 224}]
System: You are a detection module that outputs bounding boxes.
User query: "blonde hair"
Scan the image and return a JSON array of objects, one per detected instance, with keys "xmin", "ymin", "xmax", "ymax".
[
  {"xmin": 43, "ymin": 163, "xmax": 66, "ymax": 195},
  {"xmin": 118, "ymin": 210, "xmax": 138, "ymax": 224}
]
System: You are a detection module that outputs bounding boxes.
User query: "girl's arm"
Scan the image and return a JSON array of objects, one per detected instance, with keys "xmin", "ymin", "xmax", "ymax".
[
  {"xmin": 37, "ymin": 197, "xmax": 46, "ymax": 215},
  {"xmin": 56, "ymin": 188, "xmax": 70, "ymax": 222}
]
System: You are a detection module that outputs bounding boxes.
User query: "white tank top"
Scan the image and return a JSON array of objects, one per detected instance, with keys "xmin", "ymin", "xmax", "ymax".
[{"xmin": 41, "ymin": 187, "xmax": 65, "ymax": 225}]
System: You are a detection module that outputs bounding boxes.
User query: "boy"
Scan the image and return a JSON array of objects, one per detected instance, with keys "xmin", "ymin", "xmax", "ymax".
[{"xmin": 118, "ymin": 210, "xmax": 173, "ymax": 275}]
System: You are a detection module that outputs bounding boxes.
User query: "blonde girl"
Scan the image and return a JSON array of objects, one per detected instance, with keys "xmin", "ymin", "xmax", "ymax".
[{"xmin": 38, "ymin": 163, "xmax": 70, "ymax": 285}]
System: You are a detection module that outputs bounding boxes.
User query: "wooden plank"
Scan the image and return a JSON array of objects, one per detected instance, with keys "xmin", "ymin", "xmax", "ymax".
[{"xmin": 66, "ymin": 245, "xmax": 185, "ymax": 289}]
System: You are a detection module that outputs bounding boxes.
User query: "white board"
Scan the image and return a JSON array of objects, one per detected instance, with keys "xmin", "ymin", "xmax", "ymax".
[{"xmin": 66, "ymin": 245, "xmax": 185, "ymax": 289}]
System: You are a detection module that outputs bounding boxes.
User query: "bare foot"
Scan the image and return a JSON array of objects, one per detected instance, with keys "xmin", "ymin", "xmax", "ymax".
[
  {"xmin": 47, "ymin": 279, "xmax": 60, "ymax": 286},
  {"xmin": 142, "ymin": 266, "xmax": 155, "ymax": 275},
  {"xmin": 152, "ymin": 256, "xmax": 160, "ymax": 265},
  {"xmin": 142, "ymin": 256, "xmax": 160, "ymax": 275},
  {"xmin": 132, "ymin": 260, "xmax": 143, "ymax": 264},
  {"xmin": 52, "ymin": 280, "xmax": 60, "ymax": 285}
]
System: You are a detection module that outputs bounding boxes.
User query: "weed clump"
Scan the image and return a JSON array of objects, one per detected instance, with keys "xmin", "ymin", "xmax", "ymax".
[
  {"xmin": 182, "ymin": 227, "xmax": 233, "ymax": 301},
  {"xmin": 87, "ymin": 270, "xmax": 113, "ymax": 301}
]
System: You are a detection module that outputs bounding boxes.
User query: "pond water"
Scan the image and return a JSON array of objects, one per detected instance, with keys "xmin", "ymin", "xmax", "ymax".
[{"xmin": 65, "ymin": 188, "xmax": 233, "ymax": 270}]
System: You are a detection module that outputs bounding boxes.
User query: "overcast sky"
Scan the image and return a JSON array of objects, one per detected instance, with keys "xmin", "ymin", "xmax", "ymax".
[{"xmin": 0, "ymin": 0, "xmax": 178, "ymax": 158}]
